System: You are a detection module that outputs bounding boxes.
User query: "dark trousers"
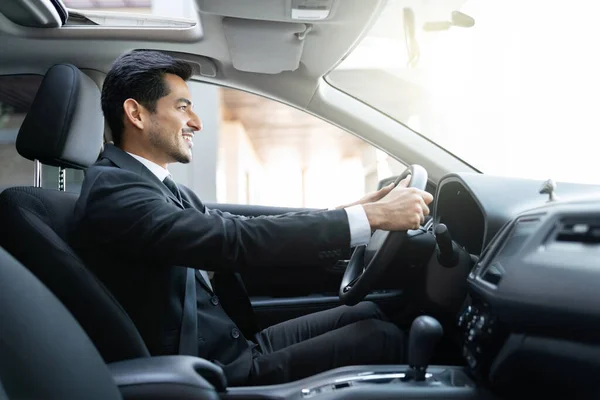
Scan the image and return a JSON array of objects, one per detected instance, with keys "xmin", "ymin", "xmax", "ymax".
[{"xmin": 248, "ymin": 301, "xmax": 405, "ymax": 385}]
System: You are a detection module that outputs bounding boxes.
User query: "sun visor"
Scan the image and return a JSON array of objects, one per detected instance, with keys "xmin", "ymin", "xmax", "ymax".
[{"xmin": 222, "ymin": 17, "xmax": 308, "ymax": 74}]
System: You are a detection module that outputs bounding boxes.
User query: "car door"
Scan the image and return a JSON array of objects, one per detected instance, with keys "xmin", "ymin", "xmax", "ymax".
[{"xmin": 205, "ymin": 191, "xmax": 430, "ymax": 328}]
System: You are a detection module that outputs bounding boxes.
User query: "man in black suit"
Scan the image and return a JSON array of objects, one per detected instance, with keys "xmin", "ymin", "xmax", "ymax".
[{"xmin": 71, "ymin": 50, "xmax": 433, "ymax": 386}]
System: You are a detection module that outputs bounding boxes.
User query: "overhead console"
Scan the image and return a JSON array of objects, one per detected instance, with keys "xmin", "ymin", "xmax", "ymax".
[{"xmin": 196, "ymin": 0, "xmax": 339, "ymax": 22}]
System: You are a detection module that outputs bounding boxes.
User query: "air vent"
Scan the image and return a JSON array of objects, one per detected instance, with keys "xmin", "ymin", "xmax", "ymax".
[
  {"xmin": 554, "ymin": 221, "xmax": 600, "ymax": 244},
  {"xmin": 481, "ymin": 262, "xmax": 503, "ymax": 286},
  {"xmin": 475, "ymin": 216, "xmax": 542, "ymax": 286}
]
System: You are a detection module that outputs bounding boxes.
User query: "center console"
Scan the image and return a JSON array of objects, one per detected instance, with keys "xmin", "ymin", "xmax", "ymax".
[
  {"xmin": 224, "ymin": 365, "xmax": 481, "ymax": 400},
  {"xmin": 109, "ymin": 316, "xmax": 497, "ymax": 400},
  {"xmin": 109, "ymin": 355, "xmax": 222, "ymax": 400},
  {"xmin": 223, "ymin": 316, "xmax": 496, "ymax": 399},
  {"xmin": 457, "ymin": 302, "xmax": 506, "ymax": 380}
]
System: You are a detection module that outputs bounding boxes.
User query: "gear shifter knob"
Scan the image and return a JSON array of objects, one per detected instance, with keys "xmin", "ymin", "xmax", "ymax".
[{"xmin": 407, "ymin": 315, "xmax": 443, "ymax": 380}]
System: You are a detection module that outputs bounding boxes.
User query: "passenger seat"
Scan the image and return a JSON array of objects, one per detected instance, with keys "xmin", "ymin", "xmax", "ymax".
[
  {"xmin": 0, "ymin": 64, "xmax": 150, "ymax": 363},
  {"xmin": 0, "ymin": 247, "xmax": 123, "ymax": 400}
]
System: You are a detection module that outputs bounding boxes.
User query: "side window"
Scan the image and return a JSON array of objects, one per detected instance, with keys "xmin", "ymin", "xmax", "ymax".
[
  {"xmin": 217, "ymin": 88, "xmax": 406, "ymax": 208},
  {"xmin": 0, "ymin": 75, "xmax": 83, "ymax": 193}
]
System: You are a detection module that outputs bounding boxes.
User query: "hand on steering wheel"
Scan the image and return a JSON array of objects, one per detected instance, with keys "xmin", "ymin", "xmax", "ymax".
[{"xmin": 339, "ymin": 165, "xmax": 431, "ymax": 306}]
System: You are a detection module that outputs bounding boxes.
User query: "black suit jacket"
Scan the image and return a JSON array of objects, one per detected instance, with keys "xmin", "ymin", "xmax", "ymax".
[{"xmin": 70, "ymin": 144, "xmax": 351, "ymax": 385}]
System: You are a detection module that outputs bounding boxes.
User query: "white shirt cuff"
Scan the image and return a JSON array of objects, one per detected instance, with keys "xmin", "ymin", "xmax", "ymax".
[{"xmin": 344, "ymin": 205, "xmax": 372, "ymax": 247}]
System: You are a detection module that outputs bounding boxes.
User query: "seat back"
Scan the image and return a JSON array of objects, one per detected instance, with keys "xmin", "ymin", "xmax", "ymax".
[
  {"xmin": 0, "ymin": 246, "xmax": 122, "ymax": 400},
  {"xmin": 0, "ymin": 187, "xmax": 150, "ymax": 362},
  {"xmin": 0, "ymin": 63, "xmax": 150, "ymax": 363}
]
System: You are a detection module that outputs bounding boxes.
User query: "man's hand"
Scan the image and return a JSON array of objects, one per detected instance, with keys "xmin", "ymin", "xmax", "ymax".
[
  {"xmin": 334, "ymin": 180, "xmax": 398, "ymax": 210},
  {"xmin": 362, "ymin": 175, "xmax": 434, "ymax": 231}
]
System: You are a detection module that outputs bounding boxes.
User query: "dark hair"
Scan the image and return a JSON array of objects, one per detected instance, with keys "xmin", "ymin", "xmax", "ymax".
[{"xmin": 101, "ymin": 50, "xmax": 192, "ymax": 146}]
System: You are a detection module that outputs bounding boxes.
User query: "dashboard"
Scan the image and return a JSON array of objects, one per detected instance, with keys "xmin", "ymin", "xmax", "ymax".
[
  {"xmin": 433, "ymin": 173, "xmax": 600, "ymax": 396},
  {"xmin": 434, "ymin": 173, "xmax": 600, "ymax": 257},
  {"xmin": 434, "ymin": 180, "xmax": 485, "ymax": 255}
]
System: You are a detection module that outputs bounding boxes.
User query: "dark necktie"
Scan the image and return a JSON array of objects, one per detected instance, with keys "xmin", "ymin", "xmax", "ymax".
[{"xmin": 163, "ymin": 176, "xmax": 182, "ymax": 202}]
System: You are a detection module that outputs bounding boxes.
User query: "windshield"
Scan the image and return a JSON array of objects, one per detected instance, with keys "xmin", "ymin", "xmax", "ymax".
[{"xmin": 327, "ymin": 0, "xmax": 600, "ymax": 184}]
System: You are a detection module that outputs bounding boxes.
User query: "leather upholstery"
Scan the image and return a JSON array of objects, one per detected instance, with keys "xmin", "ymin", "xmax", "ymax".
[
  {"xmin": 16, "ymin": 64, "xmax": 104, "ymax": 169},
  {"xmin": 0, "ymin": 187, "xmax": 150, "ymax": 363},
  {"xmin": 0, "ymin": 247, "xmax": 122, "ymax": 400},
  {"xmin": 0, "ymin": 63, "xmax": 150, "ymax": 364}
]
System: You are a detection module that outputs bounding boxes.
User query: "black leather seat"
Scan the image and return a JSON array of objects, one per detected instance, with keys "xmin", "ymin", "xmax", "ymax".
[
  {"xmin": 0, "ymin": 247, "xmax": 123, "ymax": 400},
  {"xmin": 0, "ymin": 64, "xmax": 150, "ymax": 363},
  {"xmin": 0, "ymin": 247, "xmax": 222, "ymax": 400}
]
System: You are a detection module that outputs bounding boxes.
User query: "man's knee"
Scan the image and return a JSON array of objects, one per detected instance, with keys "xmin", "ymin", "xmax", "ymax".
[
  {"xmin": 361, "ymin": 319, "xmax": 405, "ymax": 361},
  {"xmin": 351, "ymin": 301, "xmax": 386, "ymax": 321},
  {"xmin": 370, "ymin": 319, "xmax": 403, "ymax": 340},
  {"xmin": 371, "ymin": 320, "xmax": 404, "ymax": 360}
]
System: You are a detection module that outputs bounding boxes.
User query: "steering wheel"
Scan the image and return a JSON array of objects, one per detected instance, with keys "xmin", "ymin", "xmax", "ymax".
[{"xmin": 339, "ymin": 165, "xmax": 428, "ymax": 306}]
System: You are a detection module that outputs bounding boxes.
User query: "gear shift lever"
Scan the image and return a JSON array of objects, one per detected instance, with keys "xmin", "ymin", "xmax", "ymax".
[{"xmin": 405, "ymin": 315, "xmax": 444, "ymax": 381}]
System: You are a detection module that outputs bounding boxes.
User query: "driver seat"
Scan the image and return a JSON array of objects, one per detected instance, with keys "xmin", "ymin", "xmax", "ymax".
[
  {"xmin": 0, "ymin": 247, "xmax": 123, "ymax": 400},
  {"xmin": 0, "ymin": 64, "xmax": 150, "ymax": 363}
]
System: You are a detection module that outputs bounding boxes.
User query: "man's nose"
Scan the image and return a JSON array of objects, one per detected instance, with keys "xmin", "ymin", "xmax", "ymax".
[{"xmin": 188, "ymin": 111, "xmax": 202, "ymax": 132}]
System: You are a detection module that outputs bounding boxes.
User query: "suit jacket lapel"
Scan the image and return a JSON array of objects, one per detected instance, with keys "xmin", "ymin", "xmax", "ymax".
[
  {"xmin": 100, "ymin": 144, "xmax": 184, "ymax": 208},
  {"xmin": 195, "ymin": 270, "xmax": 213, "ymax": 294}
]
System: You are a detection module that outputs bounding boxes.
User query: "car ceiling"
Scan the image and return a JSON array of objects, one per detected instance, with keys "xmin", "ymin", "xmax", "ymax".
[
  {"xmin": 0, "ymin": 0, "xmax": 384, "ymax": 110},
  {"xmin": 0, "ymin": 0, "xmax": 479, "ymax": 182}
]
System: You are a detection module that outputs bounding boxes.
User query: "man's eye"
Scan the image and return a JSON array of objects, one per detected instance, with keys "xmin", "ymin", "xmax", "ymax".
[{"xmin": 178, "ymin": 106, "xmax": 187, "ymax": 111}]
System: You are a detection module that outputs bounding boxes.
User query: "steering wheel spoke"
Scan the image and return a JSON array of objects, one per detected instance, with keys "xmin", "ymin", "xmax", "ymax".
[
  {"xmin": 339, "ymin": 165, "xmax": 428, "ymax": 305},
  {"xmin": 343, "ymin": 273, "xmax": 362, "ymax": 293}
]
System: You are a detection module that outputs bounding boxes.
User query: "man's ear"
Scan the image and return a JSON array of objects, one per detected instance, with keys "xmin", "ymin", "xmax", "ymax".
[{"xmin": 123, "ymin": 98, "xmax": 144, "ymax": 130}]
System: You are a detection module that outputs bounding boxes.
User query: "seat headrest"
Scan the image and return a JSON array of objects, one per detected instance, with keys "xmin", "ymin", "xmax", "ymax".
[{"xmin": 16, "ymin": 64, "xmax": 104, "ymax": 169}]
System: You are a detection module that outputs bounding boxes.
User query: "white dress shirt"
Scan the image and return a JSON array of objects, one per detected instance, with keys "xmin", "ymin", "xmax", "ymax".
[{"xmin": 126, "ymin": 152, "xmax": 372, "ymax": 285}]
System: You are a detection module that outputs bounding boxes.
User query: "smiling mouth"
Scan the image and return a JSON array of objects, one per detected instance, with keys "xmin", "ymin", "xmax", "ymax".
[{"xmin": 182, "ymin": 133, "xmax": 194, "ymax": 148}]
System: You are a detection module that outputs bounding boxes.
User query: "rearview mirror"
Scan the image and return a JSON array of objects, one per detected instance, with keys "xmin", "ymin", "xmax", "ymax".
[
  {"xmin": 423, "ymin": 10, "xmax": 475, "ymax": 31},
  {"xmin": 451, "ymin": 11, "xmax": 475, "ymax": 27}
]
